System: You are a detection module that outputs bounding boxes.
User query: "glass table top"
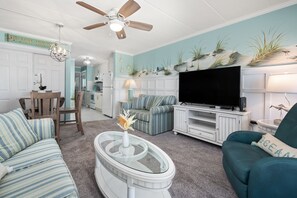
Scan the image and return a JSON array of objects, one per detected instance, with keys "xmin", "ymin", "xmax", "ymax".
[{"xmin": 97, "ymin": 131, "xmax": 169, "ymax": 174}]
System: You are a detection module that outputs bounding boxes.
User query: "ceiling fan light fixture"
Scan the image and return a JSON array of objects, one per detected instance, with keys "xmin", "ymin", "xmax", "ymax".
[
  {"xmin": 83, "ymin": 57, "xmax": 91, "ymax": 65},
  {"xmin": 109, "ymin": 19, "xmax": 124, "ymax": 32},
  {"xmin": 77, "ymin": 1, "xmax": 153, "ymax": 39}
]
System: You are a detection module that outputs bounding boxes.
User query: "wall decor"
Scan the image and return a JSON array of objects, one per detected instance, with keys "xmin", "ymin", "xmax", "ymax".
[
  {"xmin": 131, "ymin": 28, "xmax": 297, "ymax": 77},
  {"xmin": 5, "ymin": 33, "xmax": 52, "ymax": 49},
  {"xmin": 132, "ymin": 4, "xmax": 297, "ymax": 77}
]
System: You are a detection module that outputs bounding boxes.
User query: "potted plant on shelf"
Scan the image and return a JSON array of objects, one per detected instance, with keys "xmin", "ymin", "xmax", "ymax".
[{"xmin": 191, "ymin": 46, "xmax": 208, "ymax": 70}]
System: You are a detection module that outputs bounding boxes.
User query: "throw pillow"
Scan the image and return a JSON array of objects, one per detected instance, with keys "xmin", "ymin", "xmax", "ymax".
[
  {"xmin": 0, "ymin": 108, "xmax": 39, "ymax": 162},
  {"xmin": 145, "ymin": 96, "xmax": 155, "ymax": 110},
  {"xmin": 252, "ymin": 133, "xmax": 297, "ymax": 158},
  {"xmin": 150, "ymin": 96, "xmax": 164, "ymax": 108},
  {"xmin": 131, "ymin": 97, "xmax": 145, "ymax": 110},
  {"xmin": 0, "ymin": 163, "xmax": 13, "ymax": 180}
]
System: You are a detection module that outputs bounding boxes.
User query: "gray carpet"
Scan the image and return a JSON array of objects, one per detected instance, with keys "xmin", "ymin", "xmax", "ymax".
[{"xmin": 60, "ymin": 119, "xmax": 236, "ymax": 198}]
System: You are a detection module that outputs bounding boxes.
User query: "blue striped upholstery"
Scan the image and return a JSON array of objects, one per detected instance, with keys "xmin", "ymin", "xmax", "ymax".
[
  {"xmin": 27, "ymin": 118, "xmax": 55, "ymax": 140},
  {"xmin": 133, "ymin": 120, "xmax": 150, "ymax": 134},
  {"xmin": 129, "ymin": 110, "xmax": 150, "ymax": 122},
  {"xmin": 144, "ymin": 95, "xmax": 155, "ymax": 110},
  {"xmin": 0, "ymin": 115, "xmax": 78, "ymax": 197},
  {"xmin": 122, "ymin": 95, "xmax": 177, "ymax": 135},
  {"xmin": 150, "ymin": 96, "xmax": 164, "ymax": 108},
  {"xmin": 122, "ymin": 101, "xmax": 132, "ymax": 110},
  {"xmin": 0, "ymin": 109, "xmax": 38, "ymax": 162},
  {"xmin": 151, "ymin": 105, "xmax": 174, "ymax": 114},
  {"xmin": 131, "ymin": 96, "xmax": 146, "ymax": 110},
  {"xmin": 150, "ymin": 106, "xmax": 174, "ymax": 135},
  {"xmin": 161, "ymin": 96, "xmax": 177, "ymax": 105},
  {"xmin": 0, "ymin": 158, "xmax": 78, "ymax": 198},
  {"xmin": 2, "ymin": 139, "xmax": 61, "ymax": 171}
]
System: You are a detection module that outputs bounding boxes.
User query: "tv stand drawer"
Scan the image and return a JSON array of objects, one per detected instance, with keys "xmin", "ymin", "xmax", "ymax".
[{"xmin": 188, "ymin": 127, "xmax": 216, "ymax": 141}]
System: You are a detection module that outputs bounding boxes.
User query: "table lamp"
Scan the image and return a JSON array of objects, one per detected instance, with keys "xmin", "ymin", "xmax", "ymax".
[
  {"xmin": 267, "ymin": 73, "xmax": 297, "ymax": 124},
  {"xmin": 124, "ymin": 79, "xmax": 137, "ymax": 101}
]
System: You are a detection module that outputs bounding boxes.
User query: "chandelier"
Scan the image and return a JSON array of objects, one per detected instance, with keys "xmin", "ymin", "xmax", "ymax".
[{"xmin": 49, "ymin": 23, "xmax": 69, "ymax": 62}]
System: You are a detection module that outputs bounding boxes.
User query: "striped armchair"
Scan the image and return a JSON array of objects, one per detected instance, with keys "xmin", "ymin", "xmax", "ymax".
[
  {"xmin": 122, "ymin": 95, "xmax": 177, "ymax": 135},
  {"xmin": 0, "ymin": 110, "xmax": 78, "ymax": 198}
]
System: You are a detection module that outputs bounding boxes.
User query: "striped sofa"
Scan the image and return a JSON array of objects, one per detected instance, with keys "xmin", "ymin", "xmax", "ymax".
[
  {"xmin": 0, "ymin": 112, "xmax": 78, "ymax": 198},
  {"xmin": 122, "ymin": 95, "xmax": 177, "ymax": 135}
]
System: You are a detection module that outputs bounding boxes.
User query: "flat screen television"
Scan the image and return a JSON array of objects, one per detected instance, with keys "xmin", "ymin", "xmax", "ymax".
[{"xmin": 179, "ymin": 66, "xmax": 241, "ymax": 108}]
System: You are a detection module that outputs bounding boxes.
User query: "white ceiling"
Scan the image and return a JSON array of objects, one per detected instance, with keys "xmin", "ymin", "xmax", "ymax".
[{"xmin": 0, "ymin": 0, "xmax": 296, "ymax": 66}]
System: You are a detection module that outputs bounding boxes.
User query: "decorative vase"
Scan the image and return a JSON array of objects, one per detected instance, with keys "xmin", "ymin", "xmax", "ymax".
[{"xmin": 122, "ymin": 131, "xmax": 129, "ymax": 148}]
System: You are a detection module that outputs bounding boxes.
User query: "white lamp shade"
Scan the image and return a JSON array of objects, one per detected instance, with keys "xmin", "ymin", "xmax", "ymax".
[
  {"xmin": 124, "ymin": 79, "xmax": 137, "ymax": 89},
  {"xmin": 267, "ymin": 73, "xmax": 297, "ymax": 93},
  {"xmin": 109, "ymin": 19, "xmax": 124, "ymax": 32}
]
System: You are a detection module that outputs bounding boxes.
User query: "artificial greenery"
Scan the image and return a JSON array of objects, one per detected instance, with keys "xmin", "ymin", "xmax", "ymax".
[
  {"xmin": 249, "ymin": 30, "xmax": 283, "ymax": 66},
  {"xmin": 164, "ymin": 68, "xmax": 172, "ymax": 75},
  {"xmin": 213, "ymin": 39, "xmax": 226, "ymax": 54},
  {"xmin": 192, "ymin": 47, "xmax": 206, "ymax": 61},
  {"xmin": 129, "ymin": 69, "xmax": 138, "ymax": 76},
  {"xmin": 177, "ymin": 51, "xmax": 184, "ymax": 65}
]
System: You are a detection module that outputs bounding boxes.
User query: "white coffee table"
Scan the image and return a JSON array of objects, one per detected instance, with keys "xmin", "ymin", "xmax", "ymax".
[{"xmin": 94, "ymin": 131, "xmax": 176, "ymax": 198}]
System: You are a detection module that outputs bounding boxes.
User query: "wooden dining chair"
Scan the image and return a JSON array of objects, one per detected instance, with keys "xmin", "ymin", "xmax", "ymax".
[
  {"xmin": 60, "ymin": 91, "xmax": 84, "ymax": 135},
  {"xmin": 19, "ymin": 98, "xmax": 31, "ymax": 119},
  {"xmin": 29, "ymin": 92, "xmax": 61, "ymax": 143}
]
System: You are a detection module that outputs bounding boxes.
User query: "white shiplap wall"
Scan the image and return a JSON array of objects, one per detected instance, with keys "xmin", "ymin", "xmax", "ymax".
[
  {"xmin": 242, "ymin": 64, "xmax": 297, "ymax": 121},
  {"xmin": 135, "ymin": 76, "xmax": 179, "ymax": 97},
  {"xmin": 113, "ymin": 64, "xmax": 297, "ymax": 121}
]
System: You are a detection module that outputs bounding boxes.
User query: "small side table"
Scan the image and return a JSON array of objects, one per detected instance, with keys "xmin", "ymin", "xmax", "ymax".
[{"xmin": 257, "ymin": 119, "xmax": 278, "ymax": 135}]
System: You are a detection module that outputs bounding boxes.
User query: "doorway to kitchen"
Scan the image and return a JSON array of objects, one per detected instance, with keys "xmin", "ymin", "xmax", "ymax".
[{"xmin": 74, "ymin": 66, "xmax": 110, "ymax": 122}]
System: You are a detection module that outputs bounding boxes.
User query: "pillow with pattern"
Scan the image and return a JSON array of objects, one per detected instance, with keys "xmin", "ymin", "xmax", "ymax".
[
  {"xmin": 0, "ymin": 108, "xmax": 38, "ymax": 162},
  {"xmin": 150, "ymin": 96, "xmax": 164, "ymax": 108},
  {"xmin": 252, "ymin": 133, "xmax": 297, "ymax": 158},
  {"xmin": 0, "ymin": 163, "xmax": 13, "ymax": 180}
]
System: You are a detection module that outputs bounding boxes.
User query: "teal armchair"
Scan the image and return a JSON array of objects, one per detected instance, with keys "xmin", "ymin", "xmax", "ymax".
[
  {"xmin": 122, "ymin": 95, "xmax": 176, "ymax": 135},
  {"xmin": 222, "ymin": 103, "xmax": 297, "ymax": 198}
]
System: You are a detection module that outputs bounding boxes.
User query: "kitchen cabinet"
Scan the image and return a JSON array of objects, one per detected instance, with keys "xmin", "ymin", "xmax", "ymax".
[{"xmin": 95, "ymin": 92, "xmax": 103, "ymax": 111}]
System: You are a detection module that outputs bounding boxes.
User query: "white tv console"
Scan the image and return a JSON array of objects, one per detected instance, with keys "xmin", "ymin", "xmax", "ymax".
[{"xmin": 173, "ymin": 105, "xmax": 251, "ymax": 146}]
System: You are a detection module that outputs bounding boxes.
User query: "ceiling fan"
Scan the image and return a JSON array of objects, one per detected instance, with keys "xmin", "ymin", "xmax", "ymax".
[{"xmin": 76, "ymin": 0, "xmax": 153, "ymax": 39}]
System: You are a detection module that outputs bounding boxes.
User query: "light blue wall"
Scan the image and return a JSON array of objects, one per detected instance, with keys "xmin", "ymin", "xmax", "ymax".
[
  {"xmin": 87, "ymin": 66, "xmax": 94, "ymax": 81},
  {"xmin": 133, "ymin": 4, "xmax": 297, "ymax": 70},
  {"xmin": 0, "ymin": 32, "xmax": 5, "ymax": 42},
  {"xmin": 80, "ymin": 66, "xmax": 94, "ymax": 80},
  {"xmin": 114, "ymin": 52, "xmax": 133, "ymax": 77},
  {"xmin": 65, "ymin": 58, "xmax": 75, "ymax": 108}
]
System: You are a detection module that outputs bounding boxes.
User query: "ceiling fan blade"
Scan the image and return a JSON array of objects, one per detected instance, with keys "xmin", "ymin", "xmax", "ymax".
[
  {"xmin": 76, "ymin": 1, "xmax": 107, "ymax": 16},
  {"xmin": 129, "ymin": 21, "xmax": 153, "ymax": 31},
  {"xmin": 116, "ymin": 29, "xmax": 126, "ymax": 39},
  {"xmin": 119, "ymin": 0, "xmax": 141, "ymax": 18},
  {"xmin": 83, "ymin": 23, "xmax": 107, "ymax": 30}
]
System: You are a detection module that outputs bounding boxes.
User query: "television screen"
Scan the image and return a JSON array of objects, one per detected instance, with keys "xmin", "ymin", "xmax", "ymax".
[{"xmin": 179, "ymin": 66, "xmax": 241, "ymax": 107}]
